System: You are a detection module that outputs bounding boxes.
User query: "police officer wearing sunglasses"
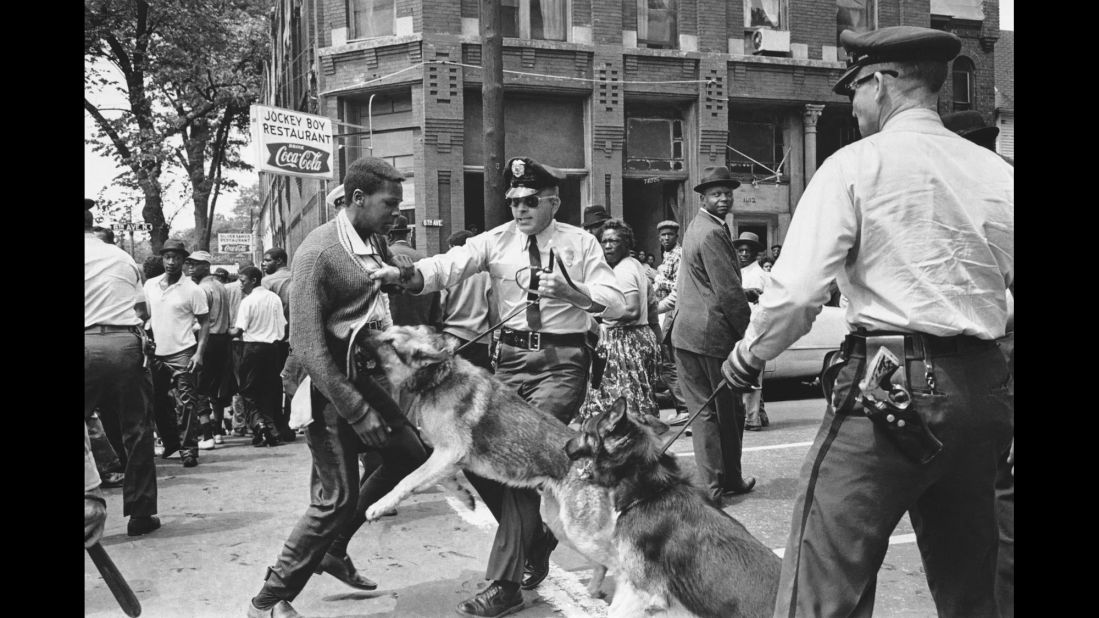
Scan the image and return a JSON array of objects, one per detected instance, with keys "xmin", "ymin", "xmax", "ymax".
[
  {"xmin": 720, "ymin": 26, "xmax": 1014, "ymax": 617},
  {"xmin": 372, "ymin": 156, "xmax": 624, "ymax": 617}
]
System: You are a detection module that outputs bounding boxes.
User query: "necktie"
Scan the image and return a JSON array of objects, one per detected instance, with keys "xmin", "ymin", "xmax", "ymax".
[
  {"xmin": 526, "ymin": 235, "xmax": 542, "ymax": 331},
  {"xmin": 722, "ymin": 222, "xmax": 731, "ymax": 238}
]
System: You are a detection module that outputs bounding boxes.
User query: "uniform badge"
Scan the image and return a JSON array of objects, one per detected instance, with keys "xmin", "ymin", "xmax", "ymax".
[
  {"xmin": 511, "ymin": 160, "xmax": 526, "ymax": 178},
  {"xmin": 559, "ymin": 247, "xmax": 576, "ymax": 266}
]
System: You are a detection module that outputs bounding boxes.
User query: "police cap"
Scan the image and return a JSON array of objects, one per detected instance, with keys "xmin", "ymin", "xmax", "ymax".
[
  {"xmin": 503, "ymin": 157, "xmax": 566, "ymax": 199},
  {"xmin": 833, "ymin": 26, "xmax": 962, "ymax": 95}
]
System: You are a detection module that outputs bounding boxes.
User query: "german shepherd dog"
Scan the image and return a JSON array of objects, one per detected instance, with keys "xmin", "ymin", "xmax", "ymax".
[
  {"xmin": 566, "ymin": 398, "xmax": 781, "ymax": 618},
  {"xmin": 360, "ymin": 325, "xmax": 617, "ymax": 595}
]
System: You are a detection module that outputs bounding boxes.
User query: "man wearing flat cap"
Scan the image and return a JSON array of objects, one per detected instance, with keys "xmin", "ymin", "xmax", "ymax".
[
  {"xmin": 720, "ymin": 26, "xmax": 1014, "ymax": 616},
  {"xmin": 372, "ymin": 156, "xmax": 624, "ymax": 617},
  {"xmin": 652, "ymin": 219, "xmax": 688, "ymax": 423},
  {"xmin": 144, "ymin": 239, "xmax": 211, "ymax": 470},
  {"xmin": 672, "ymin": 165, "xmax": 755, "ymax": 503},
  {"xmin": 185, "ymin": 250, "xmax": 232, "ymax": 448}
]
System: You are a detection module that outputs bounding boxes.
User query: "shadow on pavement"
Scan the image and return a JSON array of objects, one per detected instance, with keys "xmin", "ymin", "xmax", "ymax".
[{"xmin": 99, "ymin": 510, "xmax": 274, "ymax": 546}]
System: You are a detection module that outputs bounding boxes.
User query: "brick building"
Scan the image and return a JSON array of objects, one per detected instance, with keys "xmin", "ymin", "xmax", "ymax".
[
  {"xmin": 256, "ymin": 0, "xmax": 1003, "ymax": 260},
  {"xmin": 994, "ymin": 28, "xmax": 1013, "ymax": 160}
]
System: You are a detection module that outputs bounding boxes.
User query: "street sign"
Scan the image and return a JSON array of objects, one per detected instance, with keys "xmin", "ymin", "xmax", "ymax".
[
  {"xmin": 110, "ymin": 222, "xmax": 153, "ymax": 232},
  {"xmin": 250, "ymin": 104, "xmax": 335, "ymax": 180},
  {"xmin": 218, "ymin": 233, "xmax": 253, "ymax": 254}
]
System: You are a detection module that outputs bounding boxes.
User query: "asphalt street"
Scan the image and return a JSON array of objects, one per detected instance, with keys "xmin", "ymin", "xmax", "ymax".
[{"xmin": 85, "ymin": 386, "xmax": 938, "ymax": 617}]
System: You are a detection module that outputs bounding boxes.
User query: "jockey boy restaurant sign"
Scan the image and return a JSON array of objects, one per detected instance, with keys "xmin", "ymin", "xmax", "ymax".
[{"xmin": 250, "ymin": 104, "xmax": 335, "ymax": 180}]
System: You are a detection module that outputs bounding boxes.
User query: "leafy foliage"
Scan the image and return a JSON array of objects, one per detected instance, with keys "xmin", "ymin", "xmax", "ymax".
[{"xmin": 85, "ymin": 0, "xmax": 270, "ymax": 251}]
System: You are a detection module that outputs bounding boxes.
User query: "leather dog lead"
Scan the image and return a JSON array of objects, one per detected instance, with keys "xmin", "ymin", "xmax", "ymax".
[
  {"xmin": 454, "ymin": 250, "xmax": 555, "ymax": 354},
  {"xmin": 658, "ymin": 381, "xmax": 730, "ymax": 456}
]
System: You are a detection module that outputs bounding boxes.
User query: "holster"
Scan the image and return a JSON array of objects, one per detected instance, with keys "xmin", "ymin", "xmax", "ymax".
[{"xmin": 855, "ymin": 335, "xmax": 943, "ymax": 465}]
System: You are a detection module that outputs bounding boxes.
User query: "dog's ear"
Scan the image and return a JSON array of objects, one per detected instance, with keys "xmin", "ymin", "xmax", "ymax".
[
  {"xmin": 597, "ymin": 396, "xmax": 629, "ymax": 437},
  {"xmin": 632, "ymin": 411, "xmax": 669, "ymax": 435}
]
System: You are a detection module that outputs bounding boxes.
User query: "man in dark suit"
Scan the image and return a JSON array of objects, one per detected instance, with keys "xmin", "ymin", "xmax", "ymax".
[{"xmin": 671, "ymin": 165, "xmax": 755, "ymax": 503}]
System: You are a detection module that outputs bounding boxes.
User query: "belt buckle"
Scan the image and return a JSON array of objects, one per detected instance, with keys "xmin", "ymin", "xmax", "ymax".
[{"xmin": 528, "ymin": 331, "xmax": 541, "ymax": 351}]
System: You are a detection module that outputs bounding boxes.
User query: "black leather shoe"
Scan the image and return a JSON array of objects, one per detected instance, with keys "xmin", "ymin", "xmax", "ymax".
[
  {"xmin": 520, "ymin": 535, "xmax": 557, "ymax": 590},
  {"xmin": 455, "ymin": 582, "xmax": 524, "ymax": 617},
  {"xmin": 101, "ymin": 472, "xmax": 125, "ymax": 488},
  {"xmin": 315, "ymin": 553, "xmax": 377, "ymax": 590},
  {"xmin": 264, "ymin": 428, "xmax": 282, "ymax": 447},
  {"xmin": 246, "ymin": 600, "xmax": 302, "ymax": 618},
  {"xmin": 724, "ymin": 477, "xmax": 757, "ymax": 496},
  {"xmin": 127, "ymin": 515, "xmax": 161, "ymax": 536},
  {"xmin": 181, "ymin": 453, "xmax": 198, "ymax": 468}
]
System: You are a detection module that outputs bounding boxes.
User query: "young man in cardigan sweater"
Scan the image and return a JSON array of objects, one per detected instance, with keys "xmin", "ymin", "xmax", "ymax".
[{"xmin": 248, "ymin": 158, "xmax": 428, "ymax": 618}]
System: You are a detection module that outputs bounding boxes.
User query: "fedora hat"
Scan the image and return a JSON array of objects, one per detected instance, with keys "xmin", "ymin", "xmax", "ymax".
[
  {"xmin": 390, "ymin": 214, "xmax": 411, "ymax": 233},
  {"xmin": 940, "ymin": 110, "xmax": 999, "ymax": 145},
  {"xmin": 693, "ymin": 166, "xmax": 741, "ymax": 193},
  {"xmin": 583, "ymin": 204, "xmax": 611, "ymax": 228},
  {"xmin": 732, "ymin": 232, "xmax": 762, "ymax": 251},
  {"xmin": 159, "ymin": 239, "xmax": 190, "ymax": 257}
]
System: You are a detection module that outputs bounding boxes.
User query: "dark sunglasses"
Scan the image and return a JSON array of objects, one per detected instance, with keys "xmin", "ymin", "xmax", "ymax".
[
  {"xmin": 845, "ymin": 70, "xmax": 898, "ymax": 97},
  {"xmin": 507, "ymin": 195, "xmax": 554, "ymax": 209}
]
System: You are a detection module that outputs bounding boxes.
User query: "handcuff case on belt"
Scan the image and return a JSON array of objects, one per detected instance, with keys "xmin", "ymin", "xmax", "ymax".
[{"xmin": 822, "ymin": 335, "xmax": 943, "ymax": 465}]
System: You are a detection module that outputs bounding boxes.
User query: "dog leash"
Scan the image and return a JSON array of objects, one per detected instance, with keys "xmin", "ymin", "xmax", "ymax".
[
  {"xmin": 658, "ymin": 380, "xmax": 730, "ymax": 456},
  {"xmin": 456, "ymin": 248, "xmax": 582, "ymax": 354}
]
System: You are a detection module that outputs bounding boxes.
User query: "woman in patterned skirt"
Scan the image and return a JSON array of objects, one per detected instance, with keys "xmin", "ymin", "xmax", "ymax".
[{"xmin": 579, "ymin": 219, "xmax": 663, "ymax": 423}]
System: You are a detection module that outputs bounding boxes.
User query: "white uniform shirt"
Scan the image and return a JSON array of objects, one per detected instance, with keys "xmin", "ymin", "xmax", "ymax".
[
  {"xmin": 744, "ymin": 108, "xmax": 1014, "ymax": 360},
  {"xmin": 235, "ymin": 286, "xmax": 288, "ymax": 343},
  {"xmin": 144, "ymin": 273, "xmax": 209, "ymax": 356},
  {"xmin": 416, "ymin": 220, "xmax": 624, "ymax": 334},
  {"xmin": 85, "ymin": 234, "xmax": 144, "ymax": 327}
]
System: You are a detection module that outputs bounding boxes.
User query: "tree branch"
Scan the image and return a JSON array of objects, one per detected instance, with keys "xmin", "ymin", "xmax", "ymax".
[{"xmin": 84, "ymin": 98, "xmax": 133, "ymax": 163}]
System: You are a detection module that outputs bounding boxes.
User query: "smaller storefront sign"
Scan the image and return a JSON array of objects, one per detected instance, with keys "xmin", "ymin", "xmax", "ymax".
[
  {"xmin": 250, "ymin": 104, "xmax": 335, "ymax": 180},
  {"xmin": 218, "ymin": 233, "xmax": 253, "ymax": 254}
]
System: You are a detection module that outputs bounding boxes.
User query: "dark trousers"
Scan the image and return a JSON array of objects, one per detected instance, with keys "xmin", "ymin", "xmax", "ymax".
[
  {"xmin": 775, "ymin": 343, "xmax": 1013, "ymax": 618},
  {"xmin": 196, "ymin": 333, "xmax": 231, "ymax": 429},
  {"xmin": 994, "ymin": 333, "xmax": 1014, "ymax": 618},
  {"xmin": 238, "ymin": 341, "xmax": 281, "ymax": 431},
  {"xmin": 151, "ymin": 346, "xmax": 208, "ymax": 457},
  {"xmin": 658, "ymin": 341, "xmax": 687, "ymax": 411},
  {"xmin": 84, "ymin": 329, "xmax": 157, "ymax": 518},
  {"xmin": 675, "ymin": 348, "xmax": 747, "ymax": 499},
  {"xmin": 274, "ymin": 340, "xmax": 293, "ymax": 435},
  {"xmin": 464, "ymin": 343, "xmax": 589, "ymax": 584},
  {"xmin": 261, "ymin": 382, "xmax": 428, "ymax": 601}
]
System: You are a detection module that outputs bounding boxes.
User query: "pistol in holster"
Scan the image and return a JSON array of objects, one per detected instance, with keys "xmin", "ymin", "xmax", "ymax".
[{"xmin": 855, "ymin": 335, "xmax": 943, "ymax": 465}]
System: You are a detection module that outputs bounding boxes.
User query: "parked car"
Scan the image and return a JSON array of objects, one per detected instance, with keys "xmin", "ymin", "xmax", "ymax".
[
  {"xmin": 763, "ymin": 292, "xmax": 1014, "ymax": 382},
  {"xmin": 764, "ymin": 305, "xmax": 847, "ymax": 382}
]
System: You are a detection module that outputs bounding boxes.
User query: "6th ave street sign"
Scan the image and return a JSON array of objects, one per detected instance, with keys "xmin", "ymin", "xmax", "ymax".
[{"xmin": 111, "ymin": 222, "xmax": 153, "ymax": 232}]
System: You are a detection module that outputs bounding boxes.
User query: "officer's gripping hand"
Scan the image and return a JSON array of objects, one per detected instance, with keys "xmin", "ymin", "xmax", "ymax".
[
  {"xmin": 389, "ymin": 254, "xmax": 417, "ymax": 282},
  {"xmin": 536, "ymin": 268, "xmax": 587, "ymax": 307},
  {"xmin": 369, "ymin": 265, "xmax": 404, "ymax": 286},
  {"xmin": 351, "ymin": 409, "xmax": 390, "ymax": 449},
  {"xmin": 84, "ymin": 493, "xmax": 107, "ymax": 549},
  {"xmin": 721, "ymin": 341, "xmax": 763, "ymax": 392}
]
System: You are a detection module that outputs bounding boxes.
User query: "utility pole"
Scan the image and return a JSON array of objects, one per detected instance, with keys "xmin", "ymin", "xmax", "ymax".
[{"xmin": 481, "ymin": 0, "xmax": 506, "ymax": 229}]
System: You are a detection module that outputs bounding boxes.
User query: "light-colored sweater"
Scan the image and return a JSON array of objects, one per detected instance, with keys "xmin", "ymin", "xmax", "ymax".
[{"xmin": 290, "ymin": 220, "xmax": 401, "ymax": 425}]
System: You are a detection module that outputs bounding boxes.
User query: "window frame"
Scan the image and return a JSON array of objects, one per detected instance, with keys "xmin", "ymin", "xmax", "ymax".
[
  {"xmin": 347, "ymin": 0, "xmax": 396, "ymax": 41},
  {"xmin": 952, "ymin": 57, "xmax": 975, "ymax": 111},
  {"xmin": 726, "ymin": 115, "xmax": 787, "ymax": 183},
  {"xmin": 637, "ymin": 0, "xmax": 679, "ymax": 50},
  {"xmin": 499, "ymin": 0, "xmax": 568, "ymax": 42},
  {"xmin": 744, "ymin": 0, "xmax": 788, "ymax": 31},
  {"xmin": 836, "ymin": 0, "xmax": 876, "ymax": 59}
]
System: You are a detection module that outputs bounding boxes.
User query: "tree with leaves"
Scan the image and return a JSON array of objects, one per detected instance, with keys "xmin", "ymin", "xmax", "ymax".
[{"xmin": 85, "ymin": 0, "xmax": 269, "ymax": 252}]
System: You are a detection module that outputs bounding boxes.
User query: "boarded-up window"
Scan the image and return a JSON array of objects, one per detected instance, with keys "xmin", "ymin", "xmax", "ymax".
[
  {"xmin": 463, "ymin": 93, "xmax": 585, "ymax": 168},
  {"xmin": 349, "ymin": 0, "xmax": 394, "ymax": 40}
]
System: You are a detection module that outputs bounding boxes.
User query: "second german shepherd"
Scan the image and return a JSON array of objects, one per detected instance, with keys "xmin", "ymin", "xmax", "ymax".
[{"xmin": 566, "ymin": 398, "xmax": 781, "ymax": 618}]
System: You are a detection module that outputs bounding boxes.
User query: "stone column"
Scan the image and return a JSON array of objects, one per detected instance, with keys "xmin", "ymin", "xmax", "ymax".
[{"xmin": 803, "ymin": 104, "xmax": 825, "ymax": 183}]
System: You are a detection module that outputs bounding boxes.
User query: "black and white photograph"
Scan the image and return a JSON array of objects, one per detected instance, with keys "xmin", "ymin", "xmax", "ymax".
[{"xmin": 85, "ymin": 1, "xmax": 1014, "ymax": 616}]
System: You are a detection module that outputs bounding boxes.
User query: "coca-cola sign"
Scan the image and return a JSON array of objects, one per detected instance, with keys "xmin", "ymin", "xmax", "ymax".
[
  {"xmin": 251, "ymin": 104, "xmax": 335, "ymax": 179},
  {"xmin": 266, "ymin": 143, "xmax": 331, "ymax": 174}
]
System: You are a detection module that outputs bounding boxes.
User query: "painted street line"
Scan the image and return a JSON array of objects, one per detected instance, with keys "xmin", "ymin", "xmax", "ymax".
[
  {"xmin": 773, "ymin": 533, "xmax": 918, "ymax": 558},
  {"xmin": 672, "ymin": 441, "xmax": 816, "ymax": 459},
  {"xmin": 444, "ymin": 495, "xmax": 609, "ymax": 618}
]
